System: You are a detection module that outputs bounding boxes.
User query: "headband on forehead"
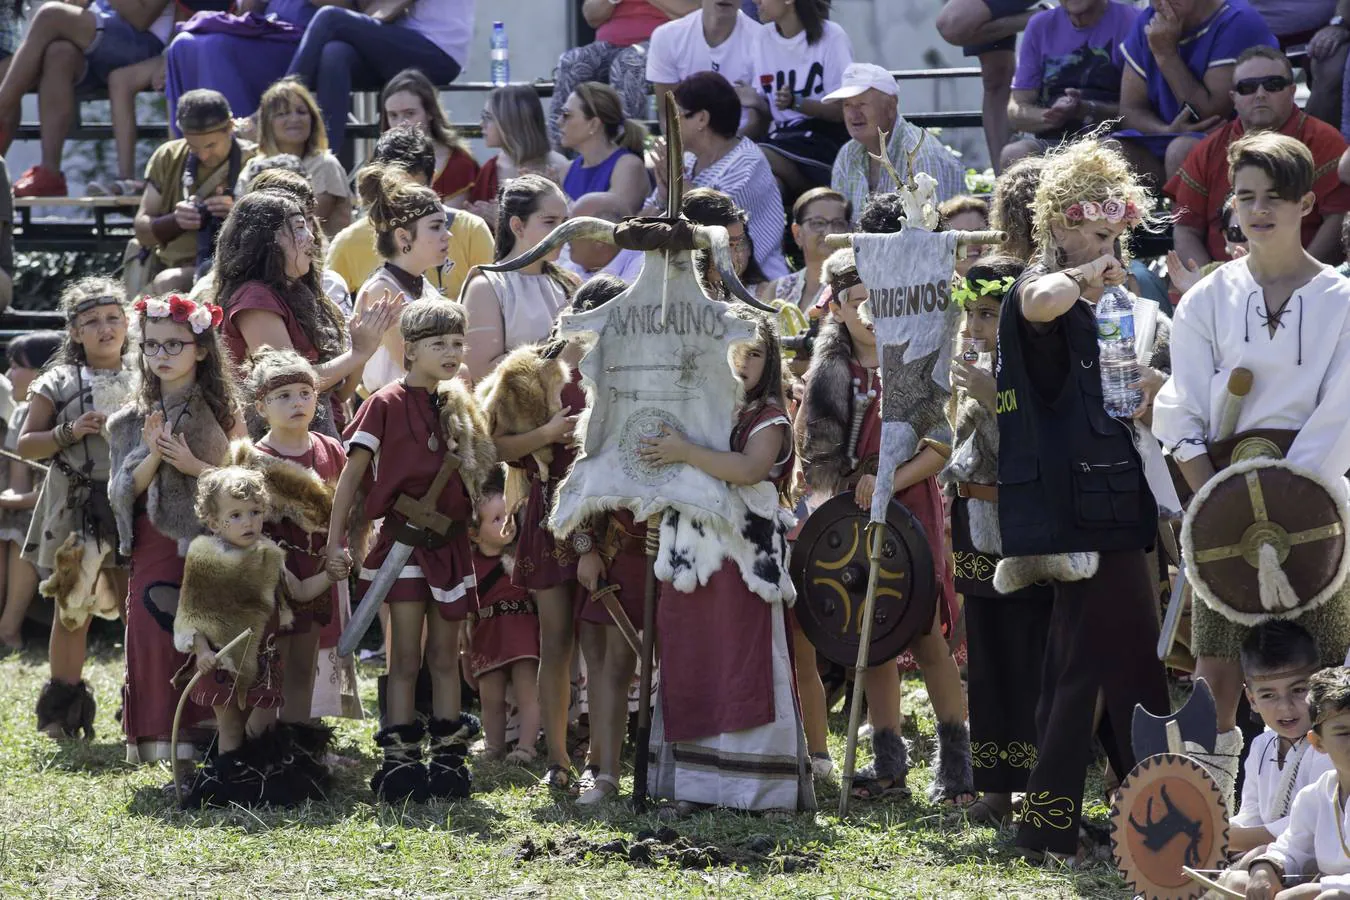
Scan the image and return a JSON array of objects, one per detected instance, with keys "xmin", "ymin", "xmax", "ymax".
[
  {"xmin": 828, "ymin": 268, "xmax": 863, "ymax": 300},
  {"xmin": 69, "ymin": 295, "xmax": 122, "ymax": 322},
  {"xmin": 256, "ymin": 371, "xmax": 316, "ymax": 401},
  {"xmin": 383, "ymin": 197, "xmax": 442, "ymax": 233},
  {"xmin": 1247, "ymin": 662, "xmax": 1321, "ymax": 686}
]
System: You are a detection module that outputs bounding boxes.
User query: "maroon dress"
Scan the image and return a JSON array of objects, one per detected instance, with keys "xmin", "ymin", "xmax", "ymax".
[
  {"xmin": 656, "ymin": 404, "xmax": 793, "ymax": 741},
  {"xmin": 258, "ymin": 432, "xmax": 346, "ymax": 633},
  {"xmin": 184, "ymin": 624, "xmax": 284, "ymax": 711},
  {"xmin": 576, "ymin": 508, "xmax": 649, "ymax": 629},
  {"xmin": 511, "ymin": 370, "xmax": 587, "ymax": 591},
  {"xmin": 346, "ymin": 381, "xmax": 477, "ymax": 620},
  {"xmin": 468, "ymin": 550, "xmax": 540, "ymax": 678}
]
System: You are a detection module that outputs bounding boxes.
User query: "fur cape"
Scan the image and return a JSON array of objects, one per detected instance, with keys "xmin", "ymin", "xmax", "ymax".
[
  {"xmin": 108, "ymin": 391, "xmax": 231, "ymax": 556},
  {"xmin": 435, "ymin": 378, "xmax": 498, "ymax": 504},
  {"xmin": 40, "ymin": 535, "xmax": 118, "ymax": 630},
  {"xmin": 474, "ymin": 345, "xmax": 569, "ymax": 513},
  {"xmin": 800, "ymin": 317, "xmax": 859, "ymax": 495},
  {"xmin": 173, "ymin": 535, "xmax": 291, "ymax": 709},
  {"xmin": 225, "ymin": 440, "xmax": 333, "ymax": 534},
  {"xmin": 940, "ymin": 392, "xmax": 1002, "ymax": 556}
]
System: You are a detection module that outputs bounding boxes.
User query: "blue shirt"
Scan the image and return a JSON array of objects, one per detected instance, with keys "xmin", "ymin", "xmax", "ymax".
[{"xmin": 563, "ymin": 148, "xmax": 637, "ymax": 201}]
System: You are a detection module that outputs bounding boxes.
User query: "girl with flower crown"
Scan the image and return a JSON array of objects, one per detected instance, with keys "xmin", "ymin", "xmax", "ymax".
[
  {"xmin": 17, "ymin": 277, "xmax": 134, "ymax": 741},
  {"xmin": 994, "ymin": 138, "xmax": 1171, "ymax": 864},
  {"xmin": 107, "ymin": 292, "xmax": 244, "ymax": 775}
]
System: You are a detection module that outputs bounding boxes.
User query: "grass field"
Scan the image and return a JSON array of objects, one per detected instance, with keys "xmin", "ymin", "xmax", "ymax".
[{"xmin": 0, "ymin": 638, "xmax": 1135, "ymax": 899}]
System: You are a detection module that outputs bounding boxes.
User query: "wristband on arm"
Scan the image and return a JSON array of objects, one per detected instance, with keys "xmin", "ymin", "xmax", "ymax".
[{"xmin": 149, "ymin": 213, "xmax": 185, "ymax": 245}]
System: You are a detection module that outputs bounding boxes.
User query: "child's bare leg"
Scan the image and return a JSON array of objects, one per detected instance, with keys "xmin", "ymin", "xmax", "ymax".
[
  {"xmin": 106, "ymin": 57, "xmax": 162, "ymax": 180},
  {"xmin": 0, "ymin": 3, "xmax": 96, "ymax": 117},
  {"xmin": 511, "ymin": 659, "xmax": 541, "ymax": 754},
  {"xmin": 535, "ymin": 583, "xmax": 576, "ymax": 770},
  {"xmin": 215, "ymin": 703, "xmax": 249, "ymax": 754},
  {"xmin": 477, "ymin": 669, "xmax": 508, "ymax": 755},
  {"xmin": 600, "ymin": 628, "xmax": 636, "ymax": 784},
  {"xmin": 792, "ymin": 624, "xmax": 829, "ymax": 756},
  {"xmin": 385, "ymin": 602, "xmax": 427, "ymax": 726},
  {"xmin": 578, "ymin": 623, "xmax": 610, "ymax": 773},
  {"xmin": 424, "ymin": 613, "xmax": 463, "ymax": 719},
  {"xmin": 48, "ymin": 616, "xmax": 90, "ymax": 684},
  {"xmin": 278, "ymin": 626, "xmax": 321, "ymax": 723}
]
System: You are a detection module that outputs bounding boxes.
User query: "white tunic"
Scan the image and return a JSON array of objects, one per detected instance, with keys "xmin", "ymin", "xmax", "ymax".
[
  {"xmin": 1263, "ymin": 767, "xmax": 1350, "ymax": 889},
  {"xmin": 1234, "ymin": 729, "xmax": 1333, "ymax": 837},
  {"xmin": 1153, "ymin": 260, "xmax": 1350, "ymax": 484}
]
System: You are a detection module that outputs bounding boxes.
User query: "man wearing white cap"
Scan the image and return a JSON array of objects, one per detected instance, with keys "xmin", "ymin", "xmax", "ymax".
[{"xmin": 827, "ymin": 63, "xmax": 965, "ymax": 225}]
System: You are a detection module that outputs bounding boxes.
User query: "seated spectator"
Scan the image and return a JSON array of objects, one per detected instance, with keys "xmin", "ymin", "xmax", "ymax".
[
  {"xmin": 462, "ymin": 175, "xmax": 578, "ymax": 381},
  {"xmin": 0, "ymin": 0, "xmax": 176, "ymax": 197},
  {"xmin": 1002, "ymin": 0, "xmax": 1140, "ymax": 170},
  {"xmin": 562, "ymin": 193, "xmax": 644, "ymax": 283},
  {"xmin": 89, "ymin": 48, "xmax": 169, "ymax": 198},
  {"xmin": 381, "ymin": 68, "xmax": 479, "ymax": 209},
  {"xmin": 236, "ymin": 78, "xmax": 351, "ymax": 237},
  {"xmin": 1113, "ymin": 0, "xmax": 1278, "ymax": 185},
  {"xmin": 0, "ymin": 0, "xmax": 20, "ymax": 84},
  {"xmin": 646, "ymin": 0, "xmax": 758, "ymax": 132},
  {"xmin": 131, "ymin": 90, "xmax": 258, "ymax": 294},
  {"xmin": 1247, "ymin": 0, "xmax": 1340, "ymax": 128},
  {"xmin": 743, "ymin": 0, "xmax": 853, "ymax": 194},
  {"xmin": 548, "ymin": 0, "xmax": 697, "ymax": 150},
  {"xmin": 827, "ymin": 63, "xmax": 965, "ymax": 222},
  {"xmin": 681, "ymin": 186, "xmax": 764, "ymax": 299},
  {"xmin": 327, "ymin": 127, "xmax": 493, "ymax": 307},
  {"xmin": 468, "ymin": 85, "xmax": 569, "ymax": 231},
  {"xmin": 558, "ymin": 82, "xmax": 651, "ymax": 216},
  {"xmin": 1167, "ymin": 46, "xmax": 1350, "ymax": 267},
  {"xmin": 285, "ymin": 0, "xmax": 473, "ymax": 154},
  {"xmin": 646, "ymin": 71, "xmax": 788, "ymax": 279},
  {"xmin": 166, "ymin": 1, "xmax": 315, "ymax": 136},
  {"xmin": 757, "ymin": 186, "xmax": 849, "ymax": 311},
  {"xmin": 938, "ymin": 195, "xmax": 992, "ymax": 277},
  {"xmin": 935, "ymin": 0, "xmax": 1045, "ymax": 174}
]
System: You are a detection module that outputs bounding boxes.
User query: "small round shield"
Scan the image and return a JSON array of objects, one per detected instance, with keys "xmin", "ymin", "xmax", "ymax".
[
  {"xmin": 1111, "ymin": 753, "xmax": 1229, "ymax": 900},
  {"xmin": 1182, "ymin": 457, "xmax": 1350, "ymax": 625},
  {"xmin": 789, "ymin": 492, "xmax": 936, "ymax": 667}
]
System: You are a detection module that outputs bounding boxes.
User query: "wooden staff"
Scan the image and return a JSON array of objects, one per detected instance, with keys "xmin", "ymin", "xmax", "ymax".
[
  {"xmin": 824, "ymin": 230, "xmax": 1007, "ymax": 250},
  {"xmin": 632, "ymin": 513, "xmax": 662, "ymax": 812},
  {"xmin": 0, "ymin": 447, "xmax": 48, "ymax": 474},
  {"xmin": 170, "ymin": 627, "xmax": 255, "ymax": 805},
  {"xmin": 838, "ymin": 522, "xmax": 885, "ymax": 818}
]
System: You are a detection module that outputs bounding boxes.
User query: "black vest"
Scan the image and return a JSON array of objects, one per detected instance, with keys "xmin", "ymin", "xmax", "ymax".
[{"xmin": 995, "ymin": 277, "xmax": 1157, "ymax": 555}]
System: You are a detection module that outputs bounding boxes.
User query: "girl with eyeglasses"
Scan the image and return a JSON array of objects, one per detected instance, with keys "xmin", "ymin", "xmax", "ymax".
[{"xmin": 17, "ymin": 279, "xmax": 134, "ymax": 744}]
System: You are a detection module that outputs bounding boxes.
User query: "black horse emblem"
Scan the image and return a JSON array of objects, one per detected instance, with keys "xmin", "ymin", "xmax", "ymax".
[{"xmin": 1127, "ymin": 785, "xmax": 1204, "ymax": 869}]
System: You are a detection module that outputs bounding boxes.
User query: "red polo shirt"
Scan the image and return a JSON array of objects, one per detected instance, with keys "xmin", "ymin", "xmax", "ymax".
[{"xmin": 1165, "ymin": 109, "xmax": 1350, "ymax": 262}]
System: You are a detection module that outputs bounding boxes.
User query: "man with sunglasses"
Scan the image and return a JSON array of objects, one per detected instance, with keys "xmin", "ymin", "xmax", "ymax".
[{"xmin": 1166, "ymin": 45, "xmax": 1350, "ymax": 274}]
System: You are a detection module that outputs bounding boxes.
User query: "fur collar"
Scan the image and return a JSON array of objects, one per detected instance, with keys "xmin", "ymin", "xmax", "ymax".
[
  {"xmin": 941, "ymin": 392, "xmax": 1002, "ymax": 555},
  {"xmin": 436, "ymin": 379, "xmax": 497, "ymax": 503},
  {"xmin": 801, "ymin": 317, "xmax": 857, "ymax": 495},
  {"xmin": 474, "ymin": 344, "xmax": 569, "ymax": 513},
  {"xmin": 225, "ymin": 439, "xmax": 333, "ymax": 534}
]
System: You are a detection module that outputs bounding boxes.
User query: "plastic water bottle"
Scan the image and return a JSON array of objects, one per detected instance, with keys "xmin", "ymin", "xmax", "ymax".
[
  {"xmin": 1096, "ymin": 287, "xmax": 1142, "ymax": 418},
  {"xmin": 490, "ymin": 22, "xmax": 509, "ymax": 86}
]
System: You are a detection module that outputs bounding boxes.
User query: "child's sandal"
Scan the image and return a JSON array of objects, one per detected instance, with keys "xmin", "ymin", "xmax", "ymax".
[
  {"xmin": 505, "ymin": 745, "xmax": 537, "ymax": 766},
  {"xmin": 576, "ymin": 773, "xmax": 620, "ymax": 806}
]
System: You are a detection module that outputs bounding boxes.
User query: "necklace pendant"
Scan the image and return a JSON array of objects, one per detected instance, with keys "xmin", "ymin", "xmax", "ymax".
[{"xmin": 427, "ymin": 434, "xmax": 440, "ymax": 452}]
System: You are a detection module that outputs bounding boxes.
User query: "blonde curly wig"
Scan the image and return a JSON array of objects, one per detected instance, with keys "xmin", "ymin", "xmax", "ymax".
[{"xmin": 1031, "ymin": 135, "xmax": 1158, "ymax": 269}]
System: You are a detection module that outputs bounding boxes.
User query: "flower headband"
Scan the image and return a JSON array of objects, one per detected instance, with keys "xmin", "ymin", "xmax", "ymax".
[
  {"xmin": 1064, "ymin": 198, "xmax": 1142, "ymax": 227},
  {"xmin": 952, "ymin": 275, "xmax": 1015, "ymax": 309},
  {"xmin": 133, "ymin": 294, "xmax": 224, "ymax": 335}
]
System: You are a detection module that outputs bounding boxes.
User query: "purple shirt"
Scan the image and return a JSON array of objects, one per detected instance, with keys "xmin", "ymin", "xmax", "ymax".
[
  {"xmin": 1013, "ymin": 2, "xmax": 1139, "ymax": 109},
  {"xmin": 1119, "ymin": 0, "xmax": 1278, "ymax": 125}
]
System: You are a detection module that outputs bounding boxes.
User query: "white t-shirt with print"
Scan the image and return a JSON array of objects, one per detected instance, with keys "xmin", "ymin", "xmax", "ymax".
[
  {"xmin": 748, "ymin": 19, "xmax": 853, "ymax": 129},
  {"xmin": 646, "ymin": 9, "xmax": 758, "ymax": 87}
]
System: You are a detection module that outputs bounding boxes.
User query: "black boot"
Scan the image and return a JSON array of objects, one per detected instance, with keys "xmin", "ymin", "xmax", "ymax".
[
  {"xmin": 928, "ymin": 720, "xmax": 976, "ymax": 805},
  {"xmin": 371, "ymin": 722, "xmax": 429, "ymax": 803},
  {"xmin": 277, "ymin": 722, "xmax": 336, "ymax": 803},
  {"xmin": 183, "ymin": 751, "xmax": 249, "ymax": 808},
  {"xmin": 427, "ymin": 713, "xmax": 480, "ymax": 799},
  {"xmin": 35, "ymin": 679, "xmax": 96, "ymax": 739}
]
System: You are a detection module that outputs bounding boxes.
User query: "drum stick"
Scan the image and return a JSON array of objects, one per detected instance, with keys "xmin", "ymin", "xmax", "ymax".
[{"xmin": 1215, "ymin": 368, "xmax": 1253, "ymax": 442}]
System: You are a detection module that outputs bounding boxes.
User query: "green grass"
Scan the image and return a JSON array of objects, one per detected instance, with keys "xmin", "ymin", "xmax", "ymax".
[{"xmin": 0, "ymin": 641, "xmax": 1134, "ymax": 898}]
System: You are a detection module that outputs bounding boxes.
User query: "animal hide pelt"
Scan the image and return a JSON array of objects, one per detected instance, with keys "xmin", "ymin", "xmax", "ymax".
[
  {"xmin": 655, "ymin": 482, "xmax": 797, "ymax": 606},
  {"xmin": 993, "ymin": 551, "xmax": 1099, "ymax": 596},
  {"xmin": 225, "ymin": 440, "xmax": 333, "ymax": 534},
  {"xmin": 800, "ymin": 317, "xmax": 858, "ymax": 496},
  {"xmin": 173, "ymin": 535, "xmax": 290, "ymax": 709},
  {"xmin": 39, "ymin": 534, "xmax": 117, "ymax": 630},
  {"xmin": 436, "ymin": 378, "xmax": 497, "ymax": 503},
  {"xmin": 474, "ymin": 345, "xmax": 569, "ymax": 514},
  {"xmin": 108, "ymin": 391, "xmax": 230, "ymax": 556},
  {"xmin": 941, "ymin": 392, "xmax": 1002, "ymax": 556}
]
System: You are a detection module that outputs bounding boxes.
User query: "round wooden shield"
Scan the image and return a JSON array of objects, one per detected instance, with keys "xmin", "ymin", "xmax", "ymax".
[
  {"xmin": 788, "ymin": 492, "xmax": 936, "ymax": 667},
  {"xmin": 1182, "ymin": 458, "xmax": 1349, "ymax": 624},
  {"xmin": 1111, "ymin": 753, "xmax": 1229, "ymax": 900}
]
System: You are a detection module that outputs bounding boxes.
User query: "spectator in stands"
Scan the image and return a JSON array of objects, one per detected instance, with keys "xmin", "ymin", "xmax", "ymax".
[
  {"xmin": 548, "ymin": 0, "xmax": 697, "ymax": 150},
  {"xmin": 0, "ymin": 0, "xmax": 176, "ymax": 197},
  {"xmin": 938, "ymin": 195, "xmax": 992, "ymax": 277},
  {"xmin": 1112, "ymin": 0, "xmax": 1278, "ymax": 185},
  {"xmin": 681, "ymin": 186, "xmax": 765, "ymax": 298},
  {"xmin": 562, "ymin": 193, "xmax": 644, "ymax": 283},
  {"xmin": 236, "ymin": 78, "xmax": 351, "ymax": 237},
  {"xmin": 284, "ymin": 0, "xmax": 473, "ymax": 154},
  {"xmin": 646, "ymin": 0, "xmax": 759, "ymax": 132},
  {"xmin": 166, "ymin": 1, "xmax": 316, "ymax": 137},
  {"xmin": 742, "ymin": 0, "xmax": 853, "ymax": 194},
  {"xmin": 1001, "ymin": 0, "xmax": 1139, "ymax": 170},
  {"xmin": 936, "ymin": 0, "xmax": 1044, "ymax": 175},
  {"xmin": 558, "ymin": 82, "xmax": 651, "ymax": 216},
  {"xmin": 88, "ymin": 48, "xmax": 168, "ymax": 198},
  {"xmin": 132, "ymin": 90, "xmax": 258, "ymax": 294},
  {"xmin": 1247, "ymin": 0, "xmax": 1341, "ymax": 128},
  {"xmin": 1167, "ymin": 46, "xmax": 1350, "ymax": 268},
  {"xmin": 757, "ymin": 186, "xmax": 849, "ymax": 311},
  {"xmin": 827, "ymin": 63, "xmax": 965, "ymax": 223},
  {"xmin": 462, "ymin": 175, "xmax": 578, "ymax": 381},
  {"xmin": 0, "ymin": 1, "xmax": 21, "ymax": 85},
  {"xmin": 381, "ymin": 68, "xmax": 479, "ymax": 209},
  {"xmin": 327, "ymin": 127, "xmax": 493, "ymax": 308},
  {"xmin": 645, "ymin": 72, "xmax": 788, "ymax": 279},
  {"xmin": 468, "ymin": 85, "xmax": 569, "ymax": 231}
]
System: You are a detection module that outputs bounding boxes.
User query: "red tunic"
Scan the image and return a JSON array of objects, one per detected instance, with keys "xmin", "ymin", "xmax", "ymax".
[
  {"xmin": 468, "ymin": 155, "xmax": 500, "ymax": 207},
  {"xmin": 512, "ymin": 370, "xmax": 587, "ymax": 590},
  {"xmin": 346, "ymin": 381, "xmax": 477, "ymax": 620},
  {"xmin": 258, "ymin": 433, "xmax": 346, "ymax": 633},
  {"xmin": 655, "ymin": 404, "xmax": 792, "ymax": 742},
  {"xmin": 432, "ymin": 147, "xmax": 481, "ymax": 204},
  {"xmin": 184, "ymin": 628, "xmax": 284, "ymax": 711},
  {"xmin": 576, "ymin": 508, "xmax": 649, "ymax": 628},
  {"xmin": 468, "ymin": 550, "xmax": 539, "ymax": 677},
  {"xmin": 222, "ymin": 281, "xmax": 320, "ymax": 369}
]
